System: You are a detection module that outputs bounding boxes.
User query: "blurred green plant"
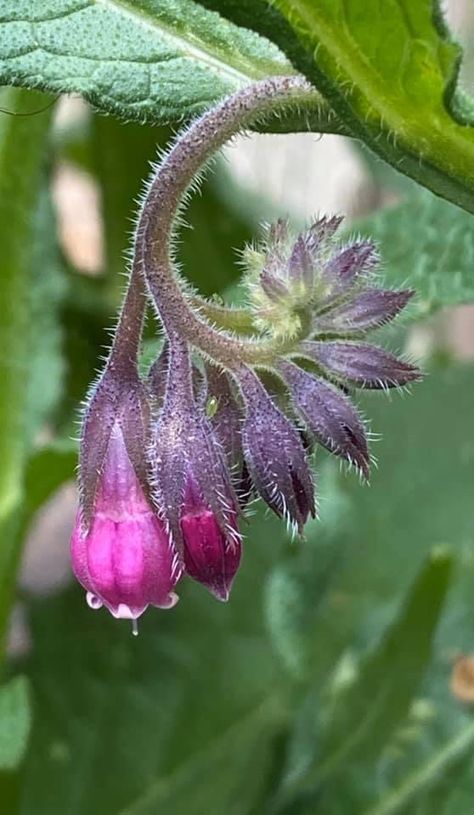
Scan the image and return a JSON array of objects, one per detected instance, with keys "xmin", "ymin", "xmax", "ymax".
[{"xmin": 0, "ymin": 1, "xmax": 473, "ymax": 813}]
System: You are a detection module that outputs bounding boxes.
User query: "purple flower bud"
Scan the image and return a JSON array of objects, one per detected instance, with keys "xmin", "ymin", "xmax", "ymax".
[
  {"xmin": 302, "ymin": 340, "xmax": 421, "ymax": 389},
  {"xmin": 322, "ymin": 240, "xmax": 379, "ymax": 292},
  {"xmin": 238, "ymin": 367, "xmax": 315, "ymax": 533},
  {"xmin": 314, "ymin": 289, "xmax": 414, "ymax": 334},
  {"xmin": 72, "ymin": 423, "xmax": 181, "ymax": 619},
  {"xmin": 181, "ymin": 477, "xmax": 241, "ymax": 602},
  {"xmin": 279, "ymin": 360, "xmax": 370, "ymax": 478},
  {"xmin": 288, "ymin": 234, "xmax": 314, "ymax": 287},
  {"xmin": 152, "ymin": 338, "xmax": 242, "ymax": 600},
  {"xmin": 308, "ymin": 214, "xmax": 344, "ymax": 247}
]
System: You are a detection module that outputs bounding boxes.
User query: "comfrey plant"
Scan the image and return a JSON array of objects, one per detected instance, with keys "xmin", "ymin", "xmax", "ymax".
[{"xmin": 71, "ymin": 76, "xmax": 421, "ymax": 626}]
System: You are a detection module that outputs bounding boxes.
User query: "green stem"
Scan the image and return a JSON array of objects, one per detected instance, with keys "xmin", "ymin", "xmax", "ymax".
[
  {"xmin": 189, "ymin": 296, "xmax": 259, "ymax": 334},
  {"xmin": 0, "ymin": 89, "xmax": 52, "ymax": 664}
]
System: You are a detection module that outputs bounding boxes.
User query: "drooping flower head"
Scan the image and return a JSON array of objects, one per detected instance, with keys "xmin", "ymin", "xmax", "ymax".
[
  {"xmin": 71, "ymin": 366, "xmax": 181, "ymax": 620},
  {"xmin": 70, "ymin": 77, "xmax": 424, "ymax": 628}
]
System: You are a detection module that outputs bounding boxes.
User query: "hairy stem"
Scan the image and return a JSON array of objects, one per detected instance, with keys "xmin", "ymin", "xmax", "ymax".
[
  {"xmin": 108, "ymin": 261, "xmax": 147, "ymax": 375},
  {"xmin": 134, "ymin": 75, "xmax": 315, "ymax": 368}
]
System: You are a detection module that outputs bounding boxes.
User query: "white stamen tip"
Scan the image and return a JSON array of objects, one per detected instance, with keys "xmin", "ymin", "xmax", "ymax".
[{"xmin": 131, "ymin": 619, "xmax": 139, "ymax": 637}]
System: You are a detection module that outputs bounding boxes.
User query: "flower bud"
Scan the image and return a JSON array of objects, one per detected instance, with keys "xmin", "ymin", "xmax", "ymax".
[
  {"xmin": 238, "ymin": 367, "xmax": 315, "ymax": 533},
  {"xmin": 301, "ymin": 340, "xmax": 421, "ymax": 389},
  {"xmin": 181, "ymin": 477, "xmax": 241, "ymax": 601},
  {"xmin": 314, "ymin": 289, "xmax": 414, "ymax": 334},
  {"xmin": 279, "ymin": 360, "xmax": 370, "ymax": 478},
  {"xmin": 152, "ymin": 338, "xmax": 242, "ymax": 600},
  {"xmin": 72, "ymin": 422, "xmax": 181, "ymax": 619}
]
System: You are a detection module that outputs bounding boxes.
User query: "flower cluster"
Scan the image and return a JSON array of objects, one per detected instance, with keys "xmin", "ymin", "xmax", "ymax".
[{"xmin": 70, "ymin": 77, "xmax": 421, "ymax": 626}]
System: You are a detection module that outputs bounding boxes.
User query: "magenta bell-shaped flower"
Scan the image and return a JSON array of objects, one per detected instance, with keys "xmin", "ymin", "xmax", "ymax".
[
  {"xmin": 72, "ymin": 422, "xmax": 182, "ymax": 620},
  {"xmin": 180, "ymin": 477, "xmax": 241, "ymax": 602}
]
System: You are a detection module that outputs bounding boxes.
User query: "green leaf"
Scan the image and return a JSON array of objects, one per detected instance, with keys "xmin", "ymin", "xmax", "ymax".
[
  {"xmin": 323, "ymin": 550, "xmax": 452, "ymax": 766},
  {"xmin": 358, "ymin": 191, "xmax": 474, "ymax": 318},
  {"xmin": 272, "ymin": 0, "xmax": 474, "ymax": 212},
  {"xmin": 276, "ymin": 549, "xmax": 453, "ymax": 807},
  {"xmin": 0, "ymin": 87, "xmax": 52, "ymax": 659},
  {"xmin": 0, "ymin": 0, "xmax": 335, "ymax": 131},
  {"xmin": 364, "ymin": 720, "xmax": 474, "ymax": 815},
  {"xmin": 0, "ymin": 676, "xmax": 31, "ymax": 771}
]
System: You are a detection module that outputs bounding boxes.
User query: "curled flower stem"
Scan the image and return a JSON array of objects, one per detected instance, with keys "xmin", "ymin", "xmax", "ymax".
[{"xmin": 133, "ymin": 75, "xmax": 315, "ymax": 368}]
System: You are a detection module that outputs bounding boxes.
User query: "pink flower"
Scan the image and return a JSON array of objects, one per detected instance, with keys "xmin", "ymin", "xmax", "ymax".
[
  {"xmin": 181, "ymin": 478, "xmax": 241, "ymax": 602},
  {"xmin": 71, "ymin": 422, "xmax": 181, "ymax": 620}
]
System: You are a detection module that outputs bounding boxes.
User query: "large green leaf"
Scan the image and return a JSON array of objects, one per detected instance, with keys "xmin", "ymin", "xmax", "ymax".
[
  {"xmin": 271, "ymin": 0, "xmax": 474, "ymax": 213},
  {"xmin": 0, "ymin": 0, "xmax": 336, "ymax": 132}
]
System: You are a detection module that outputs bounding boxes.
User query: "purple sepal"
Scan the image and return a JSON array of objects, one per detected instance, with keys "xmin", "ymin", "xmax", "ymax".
[
  {"xmin": 205, "ymin": 365, "xmax": 243, "ymax": 473},
  {"xmin": 303, "ymin": 340, "xmax": 421, "ymax": 389},
  {"xmin": 322, "ymin": 240, "xmax": 378, "ymax": 292},
  {"xmin": 280, "ymin": 360, "xmax": 370, "ymax": 478},
  {"xmin": 79, "ymin": 367, "xmax": 151, "ymax": 529},
  {"xmin": 288, "ymin": 234, "xmax": 314, "ymax": 287},
  {"xmin": 72, "ymin": 423, "xmax": 181, "ymax": 619},
  {"xmin": 238, "ymin": 367, "xmax": 315, "ymax": 533},
  {"xmin": 181, "ymin": 478, "xmax": 241, "ymax": 601},
  {"xmin": 315, "ymin": 289, "xmax": 414, "ymax": 334},
  {"xmin": 308, "ymin": 215, "xmax": 344, "ymax": 245}
]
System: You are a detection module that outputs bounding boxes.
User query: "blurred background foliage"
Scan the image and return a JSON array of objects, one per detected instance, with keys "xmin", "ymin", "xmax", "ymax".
[{"xmin": 0, "ymin": 1, "xmax": 474, "ymax": 814}]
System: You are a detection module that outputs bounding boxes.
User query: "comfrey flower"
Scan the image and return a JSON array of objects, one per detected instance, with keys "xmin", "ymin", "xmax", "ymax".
[
  {"xmin": 71, "ymin": 76, "xmax": 422, "ymax": 626},
  {"xmin": 71, "ymin": 356, "xmax": 182, "ymax": 623},
  {"xmin": 150, "ymin": 337, "xmax": 241, "ymax": 602}
]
